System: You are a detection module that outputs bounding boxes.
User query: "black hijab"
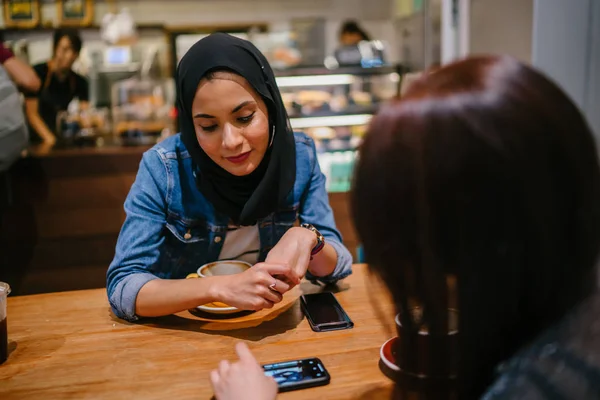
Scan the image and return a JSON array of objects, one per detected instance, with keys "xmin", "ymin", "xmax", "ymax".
[{"xmin": 177, "ymin": 33, "xmax": 296, "ymax": 226}]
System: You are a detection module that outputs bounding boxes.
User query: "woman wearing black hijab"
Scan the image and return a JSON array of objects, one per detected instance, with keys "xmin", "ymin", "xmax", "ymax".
[{"xmin": 106, "ymin": 33, "xmax": 352, "ymax": 321}]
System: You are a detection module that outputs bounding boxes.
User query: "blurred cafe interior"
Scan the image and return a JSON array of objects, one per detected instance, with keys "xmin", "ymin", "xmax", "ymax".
[
  {"xmin": 1, "ymin": 0, "xmax": 599, "ymax": 399},
  {"xmin": 0, "ymin": 0, "xmax": 428, "ymax": 296}
]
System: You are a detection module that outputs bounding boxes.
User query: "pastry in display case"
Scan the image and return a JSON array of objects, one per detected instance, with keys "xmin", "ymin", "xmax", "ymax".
[
  {"xmin": 111, "ymin": 77, "xmax": 176, "ymax": 146},
  {"xmin": 56, "ymin": 106, "xmax": 111, "ymax": 147},
  {"xmin": 274, "ymin": 65, "xmax": 404, "ymax": 192},
  {"xmin": 275, "ymin": 65, "xmax": 401, "ymax": 122}
]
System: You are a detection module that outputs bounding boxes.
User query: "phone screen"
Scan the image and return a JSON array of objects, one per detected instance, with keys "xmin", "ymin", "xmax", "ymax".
[
  {"xmin": 263, "ymin": 358, "xmax": 329, "ymax": 391},
  {"xmin": 301, "ymin": 292, "xmax": 349, "ymax": 327}
]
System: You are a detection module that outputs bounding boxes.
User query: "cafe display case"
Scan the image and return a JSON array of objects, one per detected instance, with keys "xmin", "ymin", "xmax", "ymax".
[
  {"xmin": 274, "ymin": 65, "xmax": 404, "ymax": 192},
  {"xmin": 111, "ymin": 77, "xmax": 176, "ymax": 146},
  {"xmin": 56, "ymin": 106, "xmax": 111, "ymax": 147}
]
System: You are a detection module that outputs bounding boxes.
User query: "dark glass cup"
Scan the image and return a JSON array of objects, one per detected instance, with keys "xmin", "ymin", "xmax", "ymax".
[
  {"xmin": 393, "ymin": 307, "xmax": 459, "ymax": 398},
  {"xmin": 0, "ymin": 282, "xmax": 11, "ymax": 364}
]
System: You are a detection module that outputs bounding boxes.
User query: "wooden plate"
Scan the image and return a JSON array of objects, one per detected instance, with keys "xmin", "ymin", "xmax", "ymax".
[{"xmin": 176, "ymin": 285, "xmax": 302, "ymax": 331}]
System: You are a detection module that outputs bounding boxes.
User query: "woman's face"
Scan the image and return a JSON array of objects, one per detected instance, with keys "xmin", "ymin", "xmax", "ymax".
[
  {"xmin": 340, "ymin": 32, "xmax": 363, "ymax": 46},
  {"xmin": 54, "ymin": 36, "xmax": 78, "ymax": 72},
  {"xmin": 191, "ymin": 71, "xmax": 270, "ymax": 176}
]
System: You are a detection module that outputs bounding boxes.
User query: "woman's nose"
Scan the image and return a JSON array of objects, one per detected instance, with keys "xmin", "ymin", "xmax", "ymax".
[{"xmin": 222, "ymin": 123, "xmax": 244, "ymax": 150}]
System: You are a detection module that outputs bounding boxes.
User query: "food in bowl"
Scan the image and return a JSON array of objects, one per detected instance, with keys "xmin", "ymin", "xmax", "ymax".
[{"xmin": 197, "ymin": 260, "xmax": 251, "ymax": 278}]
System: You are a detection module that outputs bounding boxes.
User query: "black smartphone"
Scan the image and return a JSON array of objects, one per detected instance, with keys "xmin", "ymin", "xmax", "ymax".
[
  {"xmin": 262, "ymin": 357, "xmax": 330, "ymax": 392},
  {"xmin": 300, "ymin": 292, "xmax": 354, "ymax": 332}
]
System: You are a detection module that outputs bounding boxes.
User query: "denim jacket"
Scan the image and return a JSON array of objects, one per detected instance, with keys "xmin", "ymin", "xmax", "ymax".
[{"xmin": 107, "ymin": 132, "xmax": 353, "ymax": 321}]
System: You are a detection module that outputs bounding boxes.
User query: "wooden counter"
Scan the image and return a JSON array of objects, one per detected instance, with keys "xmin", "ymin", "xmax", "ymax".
[
  {"xmin": 0, "ymin": 264, "xmax": 395, "ymax": 399},
  {"xmin": 0, "ymin": 144, "xmax": 357, "ymax": 296},
  {"xmin": 0, "ymin": 144, "xmax": 150, "ymax": 296}
]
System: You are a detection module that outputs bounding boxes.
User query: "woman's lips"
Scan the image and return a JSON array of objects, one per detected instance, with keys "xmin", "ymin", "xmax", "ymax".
[{"xmin": 225, "ymin": 151, "xmax": 251, "ymax": 164}]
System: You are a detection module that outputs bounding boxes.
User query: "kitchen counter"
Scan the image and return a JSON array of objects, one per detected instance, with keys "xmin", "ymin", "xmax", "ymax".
[{"xmin": 0, "ymin": 142, "xmax": 150, "ymax": 296}]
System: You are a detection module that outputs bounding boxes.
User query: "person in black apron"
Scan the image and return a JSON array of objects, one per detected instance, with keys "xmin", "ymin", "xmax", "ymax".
[{"xmin": 24, "ymin": 28, "xmax": 88, "ymax": 145}]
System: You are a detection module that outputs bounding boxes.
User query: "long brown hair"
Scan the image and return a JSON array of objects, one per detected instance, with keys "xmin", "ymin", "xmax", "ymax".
[{"xmin": 352, "ymin": 56, "xmax": 600, "ymax": 398}]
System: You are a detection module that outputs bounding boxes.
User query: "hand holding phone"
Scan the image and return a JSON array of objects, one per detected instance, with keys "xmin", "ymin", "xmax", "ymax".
[
  {"xmin": 301, "ymin": 292, "xmax": 354, "ymax": 332},
  {"xmin": 210, "ymin": 343, "xmax": 278, "ymax": 400}
]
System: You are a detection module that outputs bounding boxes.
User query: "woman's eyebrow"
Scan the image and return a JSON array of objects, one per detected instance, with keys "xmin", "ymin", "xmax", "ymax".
[
  {"xmin": 231, "ymin": 100, "xmax": 254, "ymax": 113},
  {"xmin": 193, "ymin": 101, "xmax": 255, "ymax": 118},
  {"xmin": 194, "ymin": 112, "xmax": 215, "ymax": 119}
]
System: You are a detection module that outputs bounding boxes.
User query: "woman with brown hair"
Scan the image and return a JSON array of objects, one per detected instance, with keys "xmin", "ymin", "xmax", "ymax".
[
  {"xmin": 353, "ymin": 55, "xmax": 600, "ymax": 398},
  {"xmin": 209, "ymin": 55, "xmax": 600, "ymax": 399}
]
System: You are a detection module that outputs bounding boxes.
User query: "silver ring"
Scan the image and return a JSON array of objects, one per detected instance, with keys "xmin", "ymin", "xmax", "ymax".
[{"xmin": 269, "ymin": 281, "xmax": 277, "ymax": 291}]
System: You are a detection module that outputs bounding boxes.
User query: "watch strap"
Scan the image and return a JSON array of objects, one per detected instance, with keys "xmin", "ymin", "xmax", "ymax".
[{"xmin": 301, "ymin": 223, "xmax": 325, "ymax": 257}]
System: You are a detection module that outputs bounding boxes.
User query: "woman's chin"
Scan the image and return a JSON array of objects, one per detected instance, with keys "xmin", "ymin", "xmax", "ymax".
[{"xmin": 222, "ymin": 161, "xmax": 258, "ymax": 177}]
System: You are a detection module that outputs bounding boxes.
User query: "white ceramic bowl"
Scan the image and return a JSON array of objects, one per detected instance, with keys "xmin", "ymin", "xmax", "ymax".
[{"xmin": 197, "ymin": 260, "xmax": 252, "ymax": 278}]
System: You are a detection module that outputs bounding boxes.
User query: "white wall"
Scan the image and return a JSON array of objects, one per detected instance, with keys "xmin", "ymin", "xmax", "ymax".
[
  {"xmin": 533, "ymin": 0, "xmax": 600, "ymax": 139},
  {"xmin": 587, "ymin": 0, "xmax": 600, "ymax": 139},
  {"xmin": 469, "ymin": 0, "xmax": 533, "ymax": 62},
  {"xmin": 392, "ymin": 5, "xmax": 442, "ymax": 70}
]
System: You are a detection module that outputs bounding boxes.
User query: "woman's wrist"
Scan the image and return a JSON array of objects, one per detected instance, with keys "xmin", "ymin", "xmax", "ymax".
[
  {"xmin": 199, "ymin": 276, "xmax": 222, "ymax": 304},
  {"xmin": 306, "ymin": 243, "xmax": 337, "ymax": 277},
  {"xmin": 292, "ymin": 226, "xmax": 318, "ymax": 251}
]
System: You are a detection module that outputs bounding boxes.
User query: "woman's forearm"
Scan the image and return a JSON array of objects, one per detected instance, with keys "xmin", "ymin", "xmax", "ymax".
[
  {"xmin": 3, "ymin": 57, "xmax": 41, "ymax": 92},
  {"xmin": 307, "ymin": 242, "xmax": 337, "ymax": 277},
  {"xmin": 135, "ymin": 276, "xmax": 218, "ymax": 317},
  {"xmin": 30, "ymin": 114, "xmax": 54, "ymax": 140},
  {"xmin": 26, "ymin": 109, "xmax": 54, "ymax": 141}
]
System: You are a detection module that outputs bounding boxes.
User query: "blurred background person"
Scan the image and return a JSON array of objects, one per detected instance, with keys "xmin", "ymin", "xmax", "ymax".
[
  {"xmin": 0, "ymin": 41, "xmax": 39, "ymax": 171},
  {"xmin": 0, "ymin": 41, "xmax": 40, "ymax": 93},
  {"xmin": 0, "ymin": 42, "xmax": 39, "ymax": 231},
  {"xmin": 25, "ymin": 28, "xmax": 88, "ymax": 145},
  {"xmin": 338, "ymin": 20, "xmax": 371, "ymax": 46}
]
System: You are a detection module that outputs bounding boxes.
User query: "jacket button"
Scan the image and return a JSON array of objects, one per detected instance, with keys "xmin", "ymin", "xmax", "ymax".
[
  {"xmin": 184, "ymin": 231, "xmax": 192, "ymax": 240},
  {"xmin": 214, "ymin": 236, "xmax": 222, "ymax": 243}
]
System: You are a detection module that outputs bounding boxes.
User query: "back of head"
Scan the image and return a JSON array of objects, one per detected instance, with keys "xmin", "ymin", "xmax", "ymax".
[{"xmin": 352, "ymin": 56, "xmax": 600, "ymax": 397}]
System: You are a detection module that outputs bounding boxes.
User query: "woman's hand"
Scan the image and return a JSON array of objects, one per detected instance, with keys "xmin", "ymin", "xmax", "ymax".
[
  {"xmin": 42, "ymin": 134, "xmax": 56, "ymax": 146},
  {"xmin": 265, "ymin": 227, "xmax": 316, "ymax": 279},
  {"xmin": 210, "ymin": 342, "xmax": 278, "ymax": 400},
  {"xmin": 210, "ymin": 262, "xmax": 300, "ymax": 311}
]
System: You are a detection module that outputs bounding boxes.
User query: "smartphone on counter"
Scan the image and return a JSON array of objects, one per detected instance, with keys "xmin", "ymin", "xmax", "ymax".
[
  {"xmin": 262, "ymin": 357, "xmax": 330, "ymax": 392},
  {"xmin": 300, "ymin": 292, "xmax": 354, "ymax": 332}
]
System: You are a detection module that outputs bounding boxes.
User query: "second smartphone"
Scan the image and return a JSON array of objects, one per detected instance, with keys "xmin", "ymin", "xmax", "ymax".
[{"xmin": 300, "ymin": 292, "xmax": 354, "ymax": 332}]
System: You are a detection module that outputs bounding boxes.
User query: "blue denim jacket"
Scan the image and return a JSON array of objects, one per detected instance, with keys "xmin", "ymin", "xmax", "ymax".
[{"xmin": 107, "ymin": 132, "xmax": 353, "ymax": 321}]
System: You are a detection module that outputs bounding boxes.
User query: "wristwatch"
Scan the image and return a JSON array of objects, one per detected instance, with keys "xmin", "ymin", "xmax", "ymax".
[{"xmin": 301, "ymin": 223, "xmax": 325, "ymax": 257}]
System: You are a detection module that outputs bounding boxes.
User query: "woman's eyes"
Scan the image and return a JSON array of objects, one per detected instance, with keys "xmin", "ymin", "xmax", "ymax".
[
  {"xmin": 200, "ymin": 124, "xmax": 218, "ymax": 132},
  {"xmin": 199, "ymin": 112, "xmax": 255, "ymax": 132},
  {"xmin": 237, "ymin": 112, "xmax": 255, "ymax": 123}
]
